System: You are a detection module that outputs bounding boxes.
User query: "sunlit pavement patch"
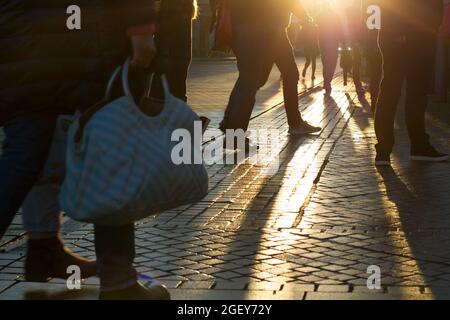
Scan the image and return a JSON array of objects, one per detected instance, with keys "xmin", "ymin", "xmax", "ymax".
[{"xmin": 1, "ymin": 60, "xmax": 449, "ymax": 300}]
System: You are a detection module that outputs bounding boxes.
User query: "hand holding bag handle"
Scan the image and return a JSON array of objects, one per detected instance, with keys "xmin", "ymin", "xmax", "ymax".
[
  {"xmin": 61, "ymin": 57, "xmax": 208, "ymax": 225},
  {"xmin": 74, "ymin": 59, "xmax": 171, "ymax": 143}
]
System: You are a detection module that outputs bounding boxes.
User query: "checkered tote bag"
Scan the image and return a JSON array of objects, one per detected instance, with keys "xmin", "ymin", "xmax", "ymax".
[{"xmin": 59, "ymin": 59, "xmax": 208, "ymax": 226}]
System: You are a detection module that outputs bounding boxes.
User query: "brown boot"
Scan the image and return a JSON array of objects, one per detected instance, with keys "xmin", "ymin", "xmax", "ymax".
[{"xmin": 25, "ymin": 237, "xmax": 97, "ymax": 282}]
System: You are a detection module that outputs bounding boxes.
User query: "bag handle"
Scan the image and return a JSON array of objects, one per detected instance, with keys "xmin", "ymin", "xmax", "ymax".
[
  {"xmin": 73, "ymin": 59, "xmax": 172, "ymax": 143},
  {"xmin": 73, "ymin": 64, "xmax": 123, "ymax": 143},
  {"xmin": 105, "ymin": 66, "xmax": 122, "ymax": 100},
  {"xmin": 122, "ymin": 58, "xmax": 171, "ymax": 101}
]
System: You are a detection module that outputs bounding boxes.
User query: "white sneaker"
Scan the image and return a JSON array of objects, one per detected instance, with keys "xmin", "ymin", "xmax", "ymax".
[{"xmin": 289, "ymin": 121, "xmax": 322, "ymax": 135}]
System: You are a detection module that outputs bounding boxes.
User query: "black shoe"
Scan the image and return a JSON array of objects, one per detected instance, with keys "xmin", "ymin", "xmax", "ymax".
[
  {"xmin": 99, "ymin": 282, "xmax": 171, "ymax": 300},
  {"xmin": 302, "ymin": 69, "xmax": 307, "ymax": 78},
  {"xmin": 375, "ymin": 153, "xmax": 391, "ymax": 167},
  {"xmin": 25, "ymin": 237, "xmax": 97, "ymax": 282},
  {"xmin": 411, "ymin": 146, "xmax": 449, "ymax": 162}
]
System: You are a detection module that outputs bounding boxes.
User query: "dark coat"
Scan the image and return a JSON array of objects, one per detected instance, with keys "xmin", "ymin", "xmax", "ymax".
[
  {"xmin": 0, "ymin": 0, "xmax": 156, "ymax": 125},
  {"xmin": 376, "ymin": 0, "xmax": 444, "ymax": 37}
]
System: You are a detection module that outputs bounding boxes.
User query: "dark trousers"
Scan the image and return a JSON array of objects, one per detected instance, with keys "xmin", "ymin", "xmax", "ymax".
[
  {"xmin": 220, "ymin": 25, "xmax": 267, "ymax": 131},
  {"xmin": 0, "ymin": 114, "xmax": 57, "ymax": 238},
  {"xmin": 352, "ymin": 45, "xmax": 362, "ymax": 89},
  {"xmin": 321, "ymin": 41, "xmax": 339, "ymax": 91},
  {"xmin": 151, "ymin": 14, "xmax": 192, "ymax": 102},
  {"xmin": 375, "ymin": 31, "xmax": 436, "ymax": 155},
  {"xmin": 0, "ymin": 114, "xmax": 137, "ymax": 291},
  {"xmin": 95, "ymin": 224, "xmax": 137, "ymax": 291},
  {"xmin": 303, "ymin": 55, "xmax": 317, "ymax": 77},
  {"xmin": 367, "ymin": 46, "xmax": 383, "ymax": 110},
  {"xmin": 260, "ymin": 29, "xmax": 302, "ymax": 127}
]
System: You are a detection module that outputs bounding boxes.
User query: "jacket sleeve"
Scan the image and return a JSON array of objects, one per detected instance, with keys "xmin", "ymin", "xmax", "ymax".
[
  {"xmin": 373, "ymin": 0, "xmax": 406, "ymax": 37},
  {"xmin": 108, "ymin": 0, "xmax": 157, "ymax": 28}
]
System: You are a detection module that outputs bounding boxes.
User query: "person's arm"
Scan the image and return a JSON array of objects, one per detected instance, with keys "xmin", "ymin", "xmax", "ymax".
[{"xmin": 109, "ymin": 0, "xmax": 159, "ymax": 68}]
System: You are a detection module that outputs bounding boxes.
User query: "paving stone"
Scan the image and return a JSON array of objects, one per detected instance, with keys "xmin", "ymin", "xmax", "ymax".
[
  {"xmin": 2, "ymin": 60, "xmax": 450, "ymax": 300},
  {"xmin": 281, "ymin": 284, "xmax": 315, "ymax": 292},
  {"xmin": 179, "ymin": 280, "xmax": 215, "ymax": 290},
  {"xmin": 305, "ymin": 292, "xmax": 433, "ymax": 300},
  {"xmin": 214, "ymin": 280, "xmax": 247, "ymax": 290},
  {"xmin": 0, "ymin": 280, "xmax": 15, "ymax": 293},
  {"xmin": 317, "ymin": 285, "xmax": 350, "ymax": 293},
  {"xmin": 0, "ymin": 282, "xmax": 99, "ymax": 300},
  {"xmin": 387, "ymin": 286, "xmax": 422, "ymax": 295},
  {"xmin": 247, "ymin": 282, "xmax": 282, "ymax": 291}
]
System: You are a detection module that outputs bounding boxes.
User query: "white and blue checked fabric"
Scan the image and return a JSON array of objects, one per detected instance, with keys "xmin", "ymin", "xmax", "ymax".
[{"xmin": 59, "ymin": 64, "xmax": 208, "ymax": 226}]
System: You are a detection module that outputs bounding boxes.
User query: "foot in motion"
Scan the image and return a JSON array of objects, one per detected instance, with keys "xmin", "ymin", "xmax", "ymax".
[
  {"xmin": 289, "ymin": 121, "xmax": 322, "ymax": 135},
  {"xmin": 411, "ymin": 145, "xmax": 449, "ymax": 162},
  {"xmin": 25, "ymin": 237, "xmax": 97, "ymax": 282},
  {"xmin": 99, "ymin": 281, "xmax": 171, "ymax": 300},
  {"xmin": 302, "ymin": 68, "xmax": 307, "ymax": 78},
  {"xmin": 375, "ymin": 153, "xmax": 391, "ymax": 167}
]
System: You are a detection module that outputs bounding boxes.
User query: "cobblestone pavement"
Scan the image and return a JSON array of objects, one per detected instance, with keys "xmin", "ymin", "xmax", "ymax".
[{"xmin": 1, "ymin": 58, "xmax": 450, "ymax": 300}]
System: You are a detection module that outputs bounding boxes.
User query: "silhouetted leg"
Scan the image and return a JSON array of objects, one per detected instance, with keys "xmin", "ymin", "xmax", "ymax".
[
  {"xmin": 274, "ymin": 31, "xmax": 302, "ymax": 127},
  {"xmin": 303, "ymin": 56, "xmax": 311, "ymax": 77},
  {"xmin": 405, "ymin": 33, "xmax": 434, "ymax": 152},
  {"xmin": 311, "ymin": 55, "xmax": 317, "ymax": 78},
  {"xmin": 151, "ymin": 14, "xmax": 192, "ymax": 102},
  {"xmin": 352, "ymin": 45, "xmax": 363, "ymax": 89},
  {"xmin": 374, "ymin": 34, "xmax": 405, "ymax": 155},
  {"xmin": 95, "ymin": 224, "xmax": 137, "ymax": 291},
  {"xmin": 0, "ymin": 114, "xmax": 56, "ymax": 239},
  {"xmin": 368, "ymin": 47, "xmax": 383, "ymax": 111},
  {"xmin": 220, "ymin": 25, "xmax": 266, "ymax": 131},
  {"xmin": 322, "ymin": 47, "xmax": 338, "ymax": 92}
]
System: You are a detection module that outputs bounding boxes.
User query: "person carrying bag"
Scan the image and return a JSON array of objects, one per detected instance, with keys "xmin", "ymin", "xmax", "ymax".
[{"xmin": 60, "ymin": 58, "xmax": 209, "ymax": 226}]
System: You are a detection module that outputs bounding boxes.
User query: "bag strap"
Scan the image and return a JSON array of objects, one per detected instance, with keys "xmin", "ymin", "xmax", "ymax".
[
  {"xmin": 74, "ymin": 59, "xmax": 172, "ymax": 143},
  {"xmin": 74, "ymin": 66, "xmax": 122, "ymax": 143}
]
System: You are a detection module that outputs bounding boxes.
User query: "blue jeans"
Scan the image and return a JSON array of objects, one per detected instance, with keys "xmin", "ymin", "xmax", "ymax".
[
  {"xmin": 220, "ymin": 24, "xmax": 267, "ymax": 131},
  {"xmin": 0, "ymin": 114, "xmax": 58, "ymax": 238}
]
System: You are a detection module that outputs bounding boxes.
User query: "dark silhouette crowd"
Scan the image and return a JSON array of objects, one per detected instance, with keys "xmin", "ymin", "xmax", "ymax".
[{"xmin": 0, "ymin": 0, "xmax": 448, "ymax": 300}]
